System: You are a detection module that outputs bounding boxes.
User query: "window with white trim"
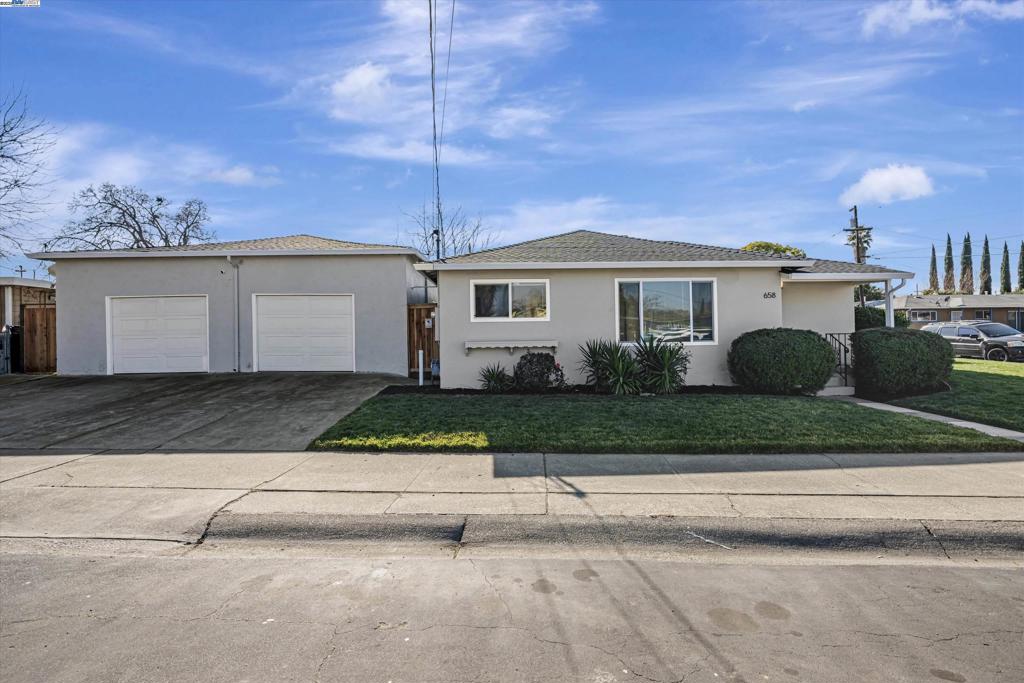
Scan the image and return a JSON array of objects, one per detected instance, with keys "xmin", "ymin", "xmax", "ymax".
[
  {"xmin": 909, "ymin": 310, "xmax": 938, "ymax": 322},
  {"xmin": 617, "ymin": 279, "xmax": 715, "ymax": 344},
  {"xmin": 975, "ymin": 309, "xmax": 992, "ymax": 320},
  {"xmin": 471, "ymin": 280, "xmax": 549, "ymax": 321}
]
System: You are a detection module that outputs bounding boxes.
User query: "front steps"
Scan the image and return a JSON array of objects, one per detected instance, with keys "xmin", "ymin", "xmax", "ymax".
[{"xmin": 817, "ymin": 373, "xmax": 855, "ymax": 396}]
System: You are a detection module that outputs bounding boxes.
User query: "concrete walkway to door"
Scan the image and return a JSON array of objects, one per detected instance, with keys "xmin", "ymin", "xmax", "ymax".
[{"xmin": 0, "ymin": 373, "xmax": 403, "ymax": 451}]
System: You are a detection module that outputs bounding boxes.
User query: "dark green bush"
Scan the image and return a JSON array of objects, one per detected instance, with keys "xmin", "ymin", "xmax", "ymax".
[
  {"xmin": 852, "ymin": 327, "xmax": 953, "ymax": 399},
  {"xmin": 855, "ymin": 306, "xmax": 909, "ymax": 330},
  {"xmin": 578, "ymin": 339, "xmax": 615, "ymax": 391},
  {"xmin": 478, "ymin": 363, "xmax": 512, "ymax": 393},
  {"xmin": 727, "ymin": 328, "xmax": 835, "ymax": 395},
  {"xmin": 513, "ymin": 352, "xmax": 566, "ymax": 391},
  {"xmin": 604, "ymin": 344, "xmax": 641, "ymax": 395}
]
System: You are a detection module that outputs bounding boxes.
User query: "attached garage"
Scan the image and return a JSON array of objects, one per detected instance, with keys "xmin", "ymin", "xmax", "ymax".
[
  {"xmin": 32, "ymin": 235, "xmax": 431, "ymax": 376},
  {"xmin": 108, "ymin": 295, "xmax": 208, "ymax": 374},
  {"xmin": 253, "ymin": 294, "xmax": 354, "ymax": 371}
]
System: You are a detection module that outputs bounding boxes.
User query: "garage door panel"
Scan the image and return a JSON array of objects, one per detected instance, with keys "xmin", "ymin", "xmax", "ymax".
[
  {"xmin": 255, "ymin": 295, "xmax": 354, "ymax": 372},
  {"xmin": 110, "ymin": 296, "xmax": 208, "ymax": 374}
]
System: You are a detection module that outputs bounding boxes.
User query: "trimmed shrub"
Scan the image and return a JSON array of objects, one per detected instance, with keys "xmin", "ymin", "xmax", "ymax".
[
  {"xmin": 852, "ymin": 327, "xmax": 953, "ymax": 399},
  {"xmin": 727, "ymin": 328, "xmax": 835, "ymax": 395},
  {"xmin": 855, "ymin": 306, "xmax": 909, "ymax": 330},
  {"xmin": 478, "ymin": 363, "xmax": 512, "ymax": 393},
  {"xmin": 513, "ymin": 352, "xmax": 566, "ymax": 391},
  {"xmin": 634, "ymin": 335, "xmax": 691, "ymax": 394}
]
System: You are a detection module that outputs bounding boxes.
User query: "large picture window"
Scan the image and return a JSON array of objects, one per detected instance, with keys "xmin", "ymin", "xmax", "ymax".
[
  {"xmin": 617, "ymin": 279, "xmax": 716, "ymax": 344},
  {"xmin": 909, "ymin": 310, "xmax": 938, "ymax": 322},
  {"xmin": 471, "ymin": 280, "xmax": 549, "ymax": 321}
]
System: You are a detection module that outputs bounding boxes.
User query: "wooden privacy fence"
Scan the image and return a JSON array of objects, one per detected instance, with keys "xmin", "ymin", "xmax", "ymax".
[
  {"xmin": 22, "ymin": 305, "xmax": 56, "ymax": 373},
  {"xmin": 407, "ymin": 303, "xmax": 437, "ymax": 377}
]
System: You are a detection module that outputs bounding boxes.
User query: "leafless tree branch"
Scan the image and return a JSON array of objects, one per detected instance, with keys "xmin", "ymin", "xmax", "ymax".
[
  {"xmin": 405, "ymin": 200, "xmax": 497, "ymax": 260},
  {"xmin": 0, "ymin": 89, "xmax": 55, "ymax": 257},
  {"xmin": 45, "ymin": 183, "xmax": 214, "ymax": 251}
]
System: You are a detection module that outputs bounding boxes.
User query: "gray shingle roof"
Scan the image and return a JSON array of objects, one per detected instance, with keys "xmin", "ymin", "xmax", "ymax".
[
  {"xmin": 31, "ymin": 234, "xmax": 418, "ymax": 259},
  {"xmin": 795, "ymin": 258, "xmax": 911, "ymax": 275},
  {"xmin": 439, "ymin": 229, "xmax": 910, "ymax": 275},
  {"xmin": 443, "ymin": 230, "xmax": 810, "ymax": 264},
  {"xmin": 895, "ymin": 294, "xmax": 1024, "ymax": 309}
]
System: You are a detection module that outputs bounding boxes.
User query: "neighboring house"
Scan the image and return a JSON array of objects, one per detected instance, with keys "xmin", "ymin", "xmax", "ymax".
[
  {"xmin": 415, "ymin": 230, "xmax": 913, "ymax": 388},
  {"xmin": 1, "ymin": 277, "xmax": 55, "ymax": 329},
  {"xmin": 895, "ymin": 294, "xmax": 1024, "ymax": 330},
  {"xmin": 29, "ymin": 236, "xmax": 427, "ymax": 375}
]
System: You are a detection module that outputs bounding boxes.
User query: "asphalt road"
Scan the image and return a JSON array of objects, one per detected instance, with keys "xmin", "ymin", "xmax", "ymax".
[{"xmin": 2, "ymin": 539, "xmax": 1021, "ymax": 683}]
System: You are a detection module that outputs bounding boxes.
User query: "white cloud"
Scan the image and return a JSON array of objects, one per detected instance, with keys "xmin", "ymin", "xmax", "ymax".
[
  {"xmin": 862, "ymin": 0, "xmax": 1024, "ymax": 37},
  {"xmin": 839, "ymin": 164, "xmax": 935, "ymax": 205},
  {"xmin": 486, "ymin": 106, "xmax": 554, "ymax": 139},
  {"xmin": 327, "ymin": 134, "xmax": 491, "ymax": 166}
]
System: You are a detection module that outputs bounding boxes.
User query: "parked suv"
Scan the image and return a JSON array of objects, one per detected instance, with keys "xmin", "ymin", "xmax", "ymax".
[{"xmin": 922, "ymin": 320, "xmax": 1024, "ymax": 361}]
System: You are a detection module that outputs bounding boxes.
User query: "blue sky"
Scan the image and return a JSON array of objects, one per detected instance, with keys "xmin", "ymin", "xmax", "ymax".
[{"xmin": 2, "ymin": 0, "xmax": 1023, "ymax": 290}]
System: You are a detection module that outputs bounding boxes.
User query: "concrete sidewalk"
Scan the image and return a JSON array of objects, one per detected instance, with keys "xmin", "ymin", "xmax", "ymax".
[{"xmin": 2, "ymin": 450, "xmax": 1022, "ymax": 545}]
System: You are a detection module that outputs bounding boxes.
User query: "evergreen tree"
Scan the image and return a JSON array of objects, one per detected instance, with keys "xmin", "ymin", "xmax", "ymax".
[
  {"xmin": 927, "ymin": 244, "xmax": 938, "ymax": 293},
  {"xmin": 979, "ymin": 235, "xmax": 992, "ymax": 294},
  {"xmin": 959, "ymin": 233, "xmax": 974, "ymax": 294},
  {"xmin": 942, "ymin": 234, "xmax": 955, "ymax": 293},
  {"xmin": 1000, "ymin": 242, "xmax": 1011, "ymax": 294},
  {"xmin": 1019, "ymin": 241, "xmax": 1024, "ymax": 292}
]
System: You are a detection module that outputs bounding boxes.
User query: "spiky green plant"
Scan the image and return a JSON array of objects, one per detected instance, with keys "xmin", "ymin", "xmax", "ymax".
[
  {"xmin": 605, "ymin": 344, "xmax": 641, "ymax": 396},
  {"xmin": 577, "ymin": 339, "xmax": 615, "ymax": 390},
  {"xmin": 634, "ymin": 335, "xmax": 691, "ymax": 394},
  {"xmin": 478, "ymin": 363, "xmax": 512, "ymax": 393}
]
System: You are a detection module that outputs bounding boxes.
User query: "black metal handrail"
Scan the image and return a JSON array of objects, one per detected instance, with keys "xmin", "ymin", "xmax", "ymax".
[{"xmin": 824, "ymin": 332, "xmax": 852, "ymax": 386}]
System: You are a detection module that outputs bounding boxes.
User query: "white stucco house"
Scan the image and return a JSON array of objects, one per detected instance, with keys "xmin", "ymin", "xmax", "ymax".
[
  {"xmin": 30, "ymin": 235, "xmax": 429, "ymax": 376},
  {"xmin": 31, "ymin": 229, "xmax": 912, "ymax": 384},
  {"xmin": 415, "ymin": 230, "xmax": 914, "ymax": 388}
]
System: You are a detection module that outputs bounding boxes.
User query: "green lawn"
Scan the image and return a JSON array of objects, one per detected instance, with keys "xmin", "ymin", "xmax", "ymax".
[
  {"xmin": 892, "ymin": 359, "xmax": 1024, "ymax": 432},
  {"xmin": 310, "ymin": 393, "xmax": 1023, "ymax": 453}
]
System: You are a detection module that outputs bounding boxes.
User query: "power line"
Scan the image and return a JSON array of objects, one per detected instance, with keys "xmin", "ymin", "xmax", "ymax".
[
  {"xmin": 438, "ymin": 0, "xmax": 455, "ymax": 160},
  {"xmin": 428, "ymin": 0, "xmax": 441, "ymax": 260}
]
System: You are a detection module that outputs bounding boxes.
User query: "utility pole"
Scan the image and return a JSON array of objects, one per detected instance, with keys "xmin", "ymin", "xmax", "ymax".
[
  {"xmin": 845, "ymin": 205, "xmax": 873, "ymax": 307},
  {"xmin": 14, "ymin": 266, "xmax": 26, "ymax": 278}
]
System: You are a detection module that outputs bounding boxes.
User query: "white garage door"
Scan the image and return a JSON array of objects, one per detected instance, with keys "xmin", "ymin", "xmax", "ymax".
[
  {"xmin": 109, "ymin": 296, "xmax": 208, "ymax": 374},
  {"xmin": 254, "ymin": 295, "xmax": 354, "ymax": 371}
]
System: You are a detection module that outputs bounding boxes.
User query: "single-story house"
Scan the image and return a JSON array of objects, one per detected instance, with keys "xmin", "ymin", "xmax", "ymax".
[
  {"xmin": 1, "ymin": 277, "xmax": 55, "ymax": 329},
  {"xmin": 29, "ymin": 235, "xmax": 429, "ymax": 375},
  {"xmin": 415, "ymin": 230, "xmax": 914, "ymax": 388},
  {"xmin": 895, "ymin": 294, "xmax": 1024, "ymax": 330}
]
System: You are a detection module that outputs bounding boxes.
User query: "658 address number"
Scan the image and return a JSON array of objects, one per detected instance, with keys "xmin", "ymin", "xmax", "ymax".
[{"xmin": 763, "ymin": 291, "xmax": 777, "ymax": 299}]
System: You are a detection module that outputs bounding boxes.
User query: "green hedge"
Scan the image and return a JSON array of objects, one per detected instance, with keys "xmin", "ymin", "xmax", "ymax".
[
  {"xmin": 855, "ymin": 306, "xmax": 909, "ymax": 330},
  {"xmin": 852, "ymin": 327, "xmax": 953, "ymax": 399},
  {"xmin": 727, "ymin": 328, "xmax": 835, "ymax": 395}
]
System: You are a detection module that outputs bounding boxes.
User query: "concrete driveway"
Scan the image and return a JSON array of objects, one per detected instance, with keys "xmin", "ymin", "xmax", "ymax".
[{"xmin": 0, "ymin": 373, "xmax": 401, "ymax": 451}]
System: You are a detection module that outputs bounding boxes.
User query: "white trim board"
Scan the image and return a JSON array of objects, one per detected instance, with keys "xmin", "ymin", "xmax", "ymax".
[{"xmin": 417, "ymin": 259, "xmax": 812, "ymax": 271}]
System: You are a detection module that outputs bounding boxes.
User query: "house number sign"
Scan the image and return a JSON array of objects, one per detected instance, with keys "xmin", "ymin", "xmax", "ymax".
[{"xmin": 763, "ymin": 291, "xmax": 777, "ymax": 299}]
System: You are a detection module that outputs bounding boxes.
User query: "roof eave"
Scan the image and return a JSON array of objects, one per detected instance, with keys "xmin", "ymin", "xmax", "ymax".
[
  {"xmin": 784, "ymin": 271, "xmax": 915, "ymax": 282},
  {"xmin": 417, "ymin": 259, "xmax": 814, "ymax": 271},
  {"xmin": 29, "ymin": 247, "xmax": 424, "ymax": 261}
]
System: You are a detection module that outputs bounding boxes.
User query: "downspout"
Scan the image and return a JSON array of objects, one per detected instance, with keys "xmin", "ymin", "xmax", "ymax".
[
  {"xmin": 885, "ymin": 278, "xmax": 908, "ymax": 327},
  {"xmin": 226, "ymin": 256, "xmax": 240, "ymax": 371}
]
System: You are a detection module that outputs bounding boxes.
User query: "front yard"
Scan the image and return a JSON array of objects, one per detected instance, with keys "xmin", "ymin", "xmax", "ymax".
[
  {"xmin": 311, "ymin": 393, "xmax": 1024, "ymax": 453},
  {"xmin": 892, "ymin": 359, "xmax": 1024, "ymax": 432}
]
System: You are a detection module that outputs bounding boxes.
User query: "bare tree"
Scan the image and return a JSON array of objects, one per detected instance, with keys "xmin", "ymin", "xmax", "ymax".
[
  {"xmin": 45, "ymin": 183, "xmax": 214, "ymax": 251},
  {"xmin": 0, "ymin": 90, "xmax": 54, "ymax": 257},
  {"xmin": 405, "ymin": 200, "xmax": 497, "ymax": 260}
]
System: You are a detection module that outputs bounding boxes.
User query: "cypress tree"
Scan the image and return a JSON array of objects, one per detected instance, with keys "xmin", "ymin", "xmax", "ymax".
[
  {"xmin": 959, "ymin": 234, "xmax": 974, "ymax": 294},
  {"xmin": 1019, "ymin": 241, "xmax": 1024, "ymax": 292},
  {"xmin": 1000, "ymin": 242, "xmax": 1011, "ymax": 294},
  {"xmin": 942, "ymin": 234, "xmax": 955, "ymax": 293},
  {"xmin": 979, "ymin": 235, "xmax": 992, "ymax": 295},
  {"xmin": 927, "ymin": 245, "xmax": 939, "ymax": 293}
]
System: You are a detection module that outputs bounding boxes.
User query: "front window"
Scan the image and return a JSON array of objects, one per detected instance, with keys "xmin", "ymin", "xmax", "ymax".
[
  {"xmin": 975, "ymin": 309, "xmax": 992, "ymax": 320},
  {"xmin": 617, "ymin": 279, "xmax": 715, "ymax": 343},
  {"xmin": 471, "ymin": 280, "xmax": 549, "ymax": 321},
  {"xmin": 950, "ymin": 311, "xmax": 963, "ymax": 321},
  {"xmin": 909, "ymin": 310, "xmax": 938, "ymax": 322},
  {"xmin": 976, "ymin": 323, "xmax": 1018, "ymax": 338}
]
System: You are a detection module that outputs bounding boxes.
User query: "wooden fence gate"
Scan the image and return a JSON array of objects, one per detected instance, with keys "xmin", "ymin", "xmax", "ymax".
[
  {"xmin": 22, "ymin": 305, "xmax": 56, "ymax": 373},
  {"xmin": 407, "ymin": 303, "xmax": 437, "ymax": 377}
]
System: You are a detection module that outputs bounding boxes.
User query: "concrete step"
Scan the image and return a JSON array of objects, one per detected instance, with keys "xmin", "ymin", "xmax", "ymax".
[{"xmin": 818, "ymin": 385, "xmax": 856, "ymax": 396}]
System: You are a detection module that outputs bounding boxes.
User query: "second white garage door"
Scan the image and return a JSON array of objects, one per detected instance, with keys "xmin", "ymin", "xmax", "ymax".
[{"xmin": 253, "ymin": 294, "xmax": 355, "ymax": 371}]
